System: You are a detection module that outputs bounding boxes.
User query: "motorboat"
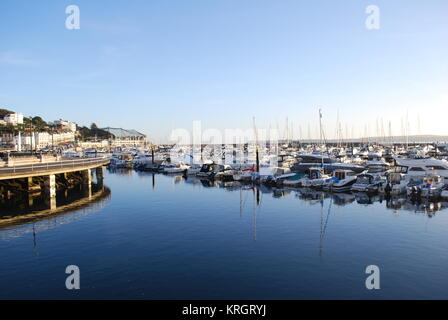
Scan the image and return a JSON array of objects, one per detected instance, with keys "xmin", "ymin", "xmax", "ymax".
[
  {"xmin": 299, "ymin": 167, "xmax": 331, "ymax": 189},
  {"xmin": 394, "ymin": 157, "xmax": 448, "ymax": 184},
  {"xmin": 351, "ymin": 173, "xmax": 385, "ymax": 193},
  {"xmin": 196, "ymin": 163, "xmax": 223, "ymax": 178},
  {"xmin": 407, "ymin": 174, "xmax": 444, "ymax": 199},
  {"xmin": 292, "ymin": 154, "xmax": 365, "ymax": 174},
  {"xmin": 163, "ymin": 162, "xmax": 190, "ymax": 174},
  {"xmin": 323, "ymin": 170, "xmax": 358, "ymax": 193},
  {"xmin": 365, "ymin": 158, "xmax": 390, "ymax": 173}
]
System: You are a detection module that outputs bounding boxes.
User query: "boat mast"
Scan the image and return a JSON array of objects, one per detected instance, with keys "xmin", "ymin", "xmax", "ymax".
[
  {"xmin": 318, "ymin": 108, "xmax": 329, "ymax": 165},
  {"xmin": 253, "ymin": 117, "xmax": 260, "ymax": 173}
]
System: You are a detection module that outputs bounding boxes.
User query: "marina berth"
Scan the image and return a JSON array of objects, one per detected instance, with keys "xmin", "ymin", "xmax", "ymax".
[{"xmin": 101, "ymin": 139, "xmax": 448, "ymax": 201}]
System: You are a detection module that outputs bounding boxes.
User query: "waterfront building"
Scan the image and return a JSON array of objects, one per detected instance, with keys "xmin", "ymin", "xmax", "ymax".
[
  {"xmin": 102, "ymin": 127, "xmax": 147, "ymax": 147},
  {"xmin": 78, "ymin": 140, "xmax": 109, "ymax": 149},
  {"xmin": 3, "ymin": 112, "xmax": 24, "ymax": 125},
  {"xmin": 42, "ymin": 132, "xmax": 76, "ymax": 147},
  {"xmin": 50, "ymin": 119, "xmax": 77, "ymax": 132},
  {"xmin": 1, "ymin": 132, "xmax": 76, "ymax": 150},
  {"xmin": 0, "ymin": 133, "xmax": 15, "ymax": 149}
]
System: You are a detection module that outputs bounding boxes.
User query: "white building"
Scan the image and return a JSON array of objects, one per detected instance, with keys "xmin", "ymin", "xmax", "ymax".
[
  {"xmin": 3, "ymin": 113, "xmax": 24, "ymax": 125},
  {"xmin": 12, "ymin": 131, "xmax": 76, "ymax": 150},
  {"xmin": 52, "ymin": 119, "xmax": 77, "ymax": 132},
  {"xmin": 102, "ymin": 127, "xmax": 147, "ymax": 147}
]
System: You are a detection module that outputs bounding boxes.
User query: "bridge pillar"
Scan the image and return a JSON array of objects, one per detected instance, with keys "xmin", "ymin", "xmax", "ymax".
[
  {"xmin": 81, "ymin": 169, "xmax": 92, "ymax": 198},
  {"xmin": 81, "ymin": 169, "xmax": 92, "ymax": 185},
  {"xmin": 27, "ymin": 193, "xmax": 37, "ymax": 207},
  {"xmin": 96, "ymin": 166, "xmax": 104, "ymax": 182},
  {"xmin": 96, "ymin": 166, "xmax": 104, "ymax": 188},
  {"xmin": 44, "ymin": 174, "xmax": 56, "ymax": 210},
  {"xmin": 26, "ymin": 177, "xmax": 34, "ymax": 192}
]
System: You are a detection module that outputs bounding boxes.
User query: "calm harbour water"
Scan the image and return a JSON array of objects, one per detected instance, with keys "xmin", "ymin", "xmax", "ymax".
[{"xmin": 1, "ymin": 169, "xmax": 448, "ymax": 299}]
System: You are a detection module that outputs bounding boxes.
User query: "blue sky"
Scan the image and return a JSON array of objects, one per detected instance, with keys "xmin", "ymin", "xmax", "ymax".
[{"xmin": 0, "ymin": 0, "xmax": 447, "ymax": 143}]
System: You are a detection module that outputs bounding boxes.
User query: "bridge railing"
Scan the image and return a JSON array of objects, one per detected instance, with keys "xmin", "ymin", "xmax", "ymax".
[{"xmin": 0, "ymin": 157, "xmax": 110, "ymax": 175}]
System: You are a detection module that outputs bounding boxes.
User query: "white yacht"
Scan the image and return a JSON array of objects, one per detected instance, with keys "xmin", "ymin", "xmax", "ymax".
[
  {"xmin": 163, "ymin": 162, "xmax": 190, "ymax": 174},
  {"xmin": 393, "ymin": 157, "xmax": 448, "ymax": 183},
  {"xmin": 323, "ymin": 170, "xmax": 358, "ymax": 193},
  {"xmin": 351, "ymin": 173, "xmax": 385, "ymax": 193}
]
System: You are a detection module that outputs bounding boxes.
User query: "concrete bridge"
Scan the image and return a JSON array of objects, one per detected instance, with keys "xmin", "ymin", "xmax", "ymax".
[
  {"xmin": 0, "ymin": 157, "xmax": 109, "ymax": 180},
  {"xmin": 0, "ymin": 157, "xmax": 110, "ymax": 210}
]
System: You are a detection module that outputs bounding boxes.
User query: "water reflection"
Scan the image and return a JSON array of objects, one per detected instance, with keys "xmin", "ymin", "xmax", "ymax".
[
  {"xmin": 0, "ymin": 182, "xmax": 111, "ymax": 233},
  {"xmin": 138, "ymin": 170, "xmax": 448, "ymax": 219},
  {"xmin": 2, "ymin": 168, "xmax": 448, "ymax": 299},
  {"xmin": 132, "ymin": 169, "xmax": 448, "ymax": 257}
]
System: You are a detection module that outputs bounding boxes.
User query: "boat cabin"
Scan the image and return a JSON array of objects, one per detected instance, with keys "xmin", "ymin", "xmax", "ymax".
[
  {"xmin": 332, "ymin": 170, "xmax": 355, "ymax": 181},
  {"xmin": 355, "ymin": 174, "xmax": 375, "ymax": 185},
  {"xmin": 307, "ymin": 167, "xmax": 325, "ymax": 180}
]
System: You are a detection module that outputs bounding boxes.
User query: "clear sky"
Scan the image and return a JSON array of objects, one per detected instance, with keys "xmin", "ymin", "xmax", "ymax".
[{"xmin": 0, "ymin": 0, "xmax": 447, "ymax": 143}]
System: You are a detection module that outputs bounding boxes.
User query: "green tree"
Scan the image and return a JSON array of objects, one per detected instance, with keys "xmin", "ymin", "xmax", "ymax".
[
  {"xmin": 0, "ymin": 108, "xmax": 13, "ymax": 118},
  {"xmin": 32, "ymin": 116, "xmax": 47, "ymax": 130}
]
